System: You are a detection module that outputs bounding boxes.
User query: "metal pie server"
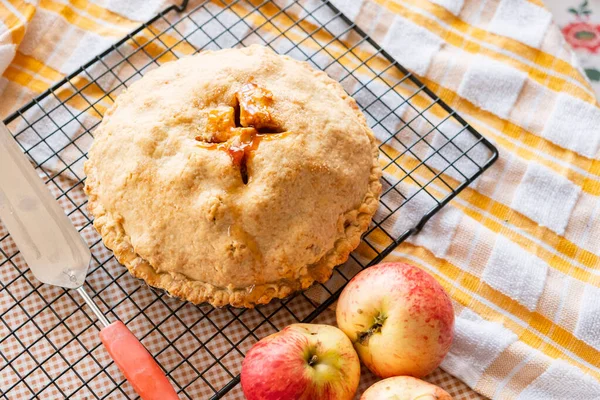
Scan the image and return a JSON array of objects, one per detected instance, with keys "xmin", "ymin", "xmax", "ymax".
[{"xmin": 0, "ymin": 121, "xmax": 178, "ymax": 400}]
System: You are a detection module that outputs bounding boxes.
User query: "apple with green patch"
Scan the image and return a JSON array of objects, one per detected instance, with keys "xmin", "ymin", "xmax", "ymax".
[
  {"xmin": 361, "ymin": 376, "xmax": 452, "ymax": 400},
  {"xmin": 336, "ymin": 262, "xmax": 454, "ymax": 378},
  {"xmin": 241, "ymin": 323, "xmax": 360, "ymax": 400}
]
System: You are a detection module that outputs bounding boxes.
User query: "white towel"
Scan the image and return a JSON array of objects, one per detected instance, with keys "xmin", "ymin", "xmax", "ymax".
[
  {"xmin": 541, "ymin": 93, "xmax": 600, "ymax": 159},
  {"xmin": 102, "ymin": 0, "xmax": 166, "ymax": 22},
  {"xmin": 517, "ymin": 360, "xmax": 600, "ymax": 400},
  {"xmin": 511, "ymin": 162, "xmax": 582, "ymax": 235},
  {"xmin": 458, "ymin": 55, "xmax": 527, "ymax": 119},
  {"xmin": 406, "ymin": 205, "xmax": 462, "ymax": 260},
  {"xmin": 429, "ymin": 0, "xmax": 465, "ymax": 16},
  {"xmin": 382, "ymin": 16, "xmax": 443, "ymax": 76},
  {"xmin": 441, "ymin": 309, "xmax": 518, "ymax": 388},
  {"xmin": 574, "ymin": 285, "xmax": 600, "ymax": 350},
  {"xmin": 0, "ymin": 43, "xmax": 15, "ymax": 80},
  {"xmin": 482, "ymin": 236, "xmax": 549, "ymax": 312},
  {"xmin": 488, "ymin": 0, "xmax": 553, "ymax": 49}
]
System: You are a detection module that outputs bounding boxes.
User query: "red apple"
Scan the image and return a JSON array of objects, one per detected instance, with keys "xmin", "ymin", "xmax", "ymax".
[
  {"xmin": 361, "ymin": 376, "xmax": 452, "ymax": 399},
  {"xmin": 336, "ymin": 262, "xmax": 454, "ymax": 378},
  {"xmin": 241, "ymin": 323, "xmax": 360, "ymax": 400}
]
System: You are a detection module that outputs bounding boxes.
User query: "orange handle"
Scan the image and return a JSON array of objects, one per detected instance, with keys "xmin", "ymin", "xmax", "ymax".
[{"xmin": 99, "ymin": 321, "xmax": 179, "ymax": 400}]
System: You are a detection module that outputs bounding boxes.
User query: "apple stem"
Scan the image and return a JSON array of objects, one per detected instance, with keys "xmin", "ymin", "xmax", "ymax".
[
  {"xmin": 308, "ymin": 354, "xmax": 318, "ymax": 366},
  {"xmin": 357, "ymin": 313, "xmax": 387, "ymax": 345}
]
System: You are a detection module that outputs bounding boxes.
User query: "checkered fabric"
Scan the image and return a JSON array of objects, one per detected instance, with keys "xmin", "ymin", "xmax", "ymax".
[{"xmin": 1, "ymin": 0, "xmax": 600, "ymax": 399}]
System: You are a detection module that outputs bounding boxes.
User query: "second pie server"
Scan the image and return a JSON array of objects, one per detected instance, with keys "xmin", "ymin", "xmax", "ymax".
[{"xmin": 0, "ymin": 122, "xmax": 179, "ymax": 400}]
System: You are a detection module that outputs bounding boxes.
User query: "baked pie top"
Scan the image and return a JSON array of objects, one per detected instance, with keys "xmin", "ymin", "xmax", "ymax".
[{"xmin": 84, "ymin": 45, "xmax": 381, "ymax": 308}]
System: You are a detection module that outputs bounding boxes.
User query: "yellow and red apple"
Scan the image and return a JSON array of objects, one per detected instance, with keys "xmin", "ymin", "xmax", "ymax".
[
  {"xmin": 336, "ymin": 262, "xmax": 454, "ymax": 378},
  {"xmin": 241, "ymin": 323, "xmax": 360, "ymax": 400},
  {"xmin": 361, "ymin": 376, "xmax": 452, "ymax": 399}
]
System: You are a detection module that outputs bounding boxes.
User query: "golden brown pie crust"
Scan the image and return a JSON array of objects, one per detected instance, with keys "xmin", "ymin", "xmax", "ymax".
[{"xmin": 84, "ymin": 45, "xmax": 381, "ymax": 308}]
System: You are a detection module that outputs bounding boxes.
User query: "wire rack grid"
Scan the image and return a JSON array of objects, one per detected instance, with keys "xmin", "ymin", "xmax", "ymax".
[{"xmin": 0, "ymin": 0, "xmax": 498, "ymax": 398}]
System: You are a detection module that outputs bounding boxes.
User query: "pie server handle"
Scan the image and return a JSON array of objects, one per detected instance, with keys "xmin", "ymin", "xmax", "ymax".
[{"xmin": 99, "ymin": 320, "xmax": 180, "ymax": 400}]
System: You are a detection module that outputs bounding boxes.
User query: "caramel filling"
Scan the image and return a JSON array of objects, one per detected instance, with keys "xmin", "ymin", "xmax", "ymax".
[{"xmin": 195, "ymin": 82, "xmax": 288, "ymax": 184}]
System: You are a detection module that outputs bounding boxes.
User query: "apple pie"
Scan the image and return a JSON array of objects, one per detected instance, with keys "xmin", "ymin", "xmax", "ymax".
[{"xmin": 84, "ymin": 45, "xmax": 381, "ymax": 308}]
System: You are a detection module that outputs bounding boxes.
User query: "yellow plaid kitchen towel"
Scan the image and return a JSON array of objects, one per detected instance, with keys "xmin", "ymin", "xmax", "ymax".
[{"xmin": 1, "ymin": 0, "xmax": 600, "ymax": 399}]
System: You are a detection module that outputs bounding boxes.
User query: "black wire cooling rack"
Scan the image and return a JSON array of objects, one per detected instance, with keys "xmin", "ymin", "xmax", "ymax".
[{"xmin": 0, "ymin": 0, "xmax": 498, "ymax": 398}]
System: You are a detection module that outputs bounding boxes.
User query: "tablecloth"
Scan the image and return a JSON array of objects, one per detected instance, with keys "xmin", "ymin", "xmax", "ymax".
[{"xmin": 1, "ymin": 0, "xmax": 599, "ymax": 399}]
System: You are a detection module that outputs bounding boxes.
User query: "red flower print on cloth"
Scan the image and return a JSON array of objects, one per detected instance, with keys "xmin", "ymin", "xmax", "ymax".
[
  {"xmin": 563, "ymin": 21, "xmax": 600, "ymax": 53},
  {"xmin": 563, "ymin": 0, "xmax": 600, "ymax": 53}
]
